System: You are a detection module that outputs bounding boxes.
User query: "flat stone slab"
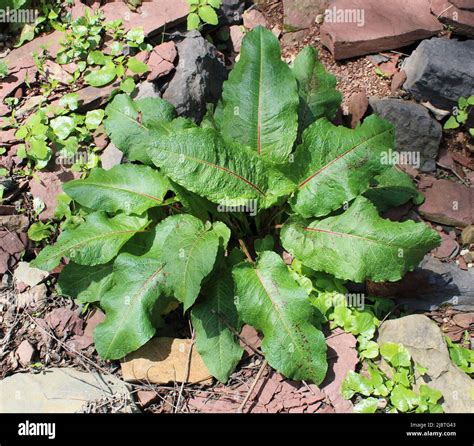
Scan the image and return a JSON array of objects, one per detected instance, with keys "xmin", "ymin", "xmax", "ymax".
[
  {"xmin": 432, "ymin": 0, "xmax": 474, "ymax": 37},
  {"xmin": 0, "ymin": 368, "xmax": 135, "ymax": 413},
  {"xmin": 403, "ymin": 37, "xmax": 474, "ymax": 110},
  {"xmin": 1, "ymin": 31, "xmax": 64, "ymax": 111},
  {"xmin": 121, "ymin": 337, "xmax": 212, "ymax": 385},
  {"xmin": 377, "ymin": 315, "xmax": 474, "ymax": 413},
  {"xmin": 320, "ymin": 0, "xmax": 442, "ymax": 60},
  {"xmin": 418, "ymin": 179, "xmax": 473, "ymax": 228},
  {"xmin": 100, "ymin": 0, "xmax": 188, "ymax": 36}
]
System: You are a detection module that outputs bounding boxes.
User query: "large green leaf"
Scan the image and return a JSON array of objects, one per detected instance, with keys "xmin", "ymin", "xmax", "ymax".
[
  {"xmin": 281, "ymin": 197, "xmax": 441, "ymax": 283},
  {"xmin": 63, "ymin": 164, "xmax": 170, "ymax": 215},
  {"xmin": 364, "ymin": 167, "xmax": 424, "ymax": 212},
  {"xmin": 149, "ymin": 214, "xmax": 230, "ymax": 311},
  {"xmin": 147, "ymin": 127, "xmax": 296, "ymax": 210},
  {"xmin": 214, "ymin": 26, "xmax": 299, "ymax": 164},
  {"xmin": 104, "ymin": 94, "xmax": 193, "ymax": 164},
  {"xmin": 287, "ymin": 115, "xmax": 395, "ymax": 218},
  {"xmin": 94, "ymin": 253, "xmax": 167, "ymax": 359},
  {"xmin": 292, "ymin": 46, "xmax": 342, "ymax": 135},
  {"xmin": 57, "ymin": 262, "xmax": 114, "ymax": 303},
  {"xmin": 31, "ymin": 212, "xmax": 149, "ymax": 271},
  {"xmin": 232, "ymin": 251, "xmax": 327, "ymax": 384},
  {"xmin": 191, "ymin": 266, "xmax": 244, "ymax": 382}
]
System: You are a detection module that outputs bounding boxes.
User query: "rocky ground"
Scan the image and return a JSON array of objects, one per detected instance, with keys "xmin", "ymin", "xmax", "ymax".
[{"xmin": 0, "ymin": 0, "xmax": 473, "ymax": 414}]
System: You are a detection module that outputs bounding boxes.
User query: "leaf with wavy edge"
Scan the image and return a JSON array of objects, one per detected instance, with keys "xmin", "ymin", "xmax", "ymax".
[
  {"xmin": 148, "ymin": 214, "xmax": 231, "ymax": 311},
  {"xmin": 94, "ymin": 253, "xmax": 167, "ymax": 359},
  {"xmin": 31, "ymin": 212, "xmax": 149, "ymax": 271},
  {"xmin": 104, "ymin": 94, "xmax": 194, "ymax": 164},
  {"xmin": 364, "ymin": 167, "xmax": 424, "ymax": 212},
  {"xmin": 287, "ymin": 115, "xmax": 395, "ymax": 218},
  {"xmin": 232, "ymin": 251, "xmax": 327, "ymax": 384},
  {"xmin": 192, "ymin": 266, "xmax": 243, "ymax": 382},
  {"xmin": 292, "ymin": 46, "xmax": 342, "ymax": 135},
  {"xmin": 63, "ymin": 164, "xmax": 170, "ymax": 215},
  {"xmin": 147, "ymin": 127, "xmax": 296, "ymax": 210},
  {"xmin": 214, "ymin": 26, "xmax": 299, "ymax": 164},
  {"xmin": 281, "ymin": 197, "xmax": 441, "ymax": 283}
]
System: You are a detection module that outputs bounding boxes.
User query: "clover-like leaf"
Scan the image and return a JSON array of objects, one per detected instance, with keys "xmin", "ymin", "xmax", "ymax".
[
  {"xmin": 390, "ymin": 384, "xmax": 420, "ymax": 412},
  {"xmin": 84, "ymin": 61, "xmax": 117, "ymax": 87},
  {"xmin": 380, "ymin": 342, "xmax": 412, "ymax": 368},
  {"xmin": 353, "ymin": 397, "xmax": 379, "ymax": 413}
]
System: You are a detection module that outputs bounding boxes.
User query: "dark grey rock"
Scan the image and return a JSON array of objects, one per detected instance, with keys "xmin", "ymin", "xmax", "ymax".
[
  {"xmin": 162, "ymin": 31, "xmax": 227, "ymax": 122},
  {"xmin": 396, "ymin": 256, "xmax": 474, "ymax": 312},
  {"xmin": 369, "ymin": 98, "xmax": 442, "ymax": 172},
  {"xmin": 219, "ymin": 0, "xmax": 245, "ymax": 25},
  {"xmin": 403, "ymin": 38, "xmax": 474, "ymax": 110}
]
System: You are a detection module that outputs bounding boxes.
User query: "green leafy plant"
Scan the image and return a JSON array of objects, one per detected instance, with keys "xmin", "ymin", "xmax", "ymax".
[
  {"xmin": 31, "ymin": 27, "xmax": 440, "ymax": 385},
  {"xmin": 54, "ymin": 10, "xmax": 150, "ymax": 89},
  {"xmin": 309, "ymin": 274, "xmax": 395, "ymax": 360},
  {"xmin": 446, "ymin": 336, "xmax": 474, "ymax": 377},
  {"xmin": 14, "ymin": 104, "xmax": 103, "ymax": 170},
  {"xmin": 9, "ymin": 0, "xmax": 73, "ymax": 47},
  {"xmin": 342, "ymin": 343, "xmax": 444, "ymax": 413},
  {"xmin": 187, "ymin": 0, "xmax": 221, "ymax": 30},
  {"xmin": 444, "ymin": 95, "xmax": 474, "ymax": 138},
  {"xmin": 28, "ymin": 221, "xmax": 55, "ymax": 241},
  {"xmin": 0, "ymin": 60, "xmax": 8, "ymax": 78}
]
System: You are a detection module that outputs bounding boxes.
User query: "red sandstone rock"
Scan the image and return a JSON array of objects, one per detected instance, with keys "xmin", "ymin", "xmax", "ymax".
[
  {"xmin": 321, "ymin": 0, "xmax": 442, "ymax": 60},
  {"xmin": 431, "ymin": 0, "xmax": 474, "ymax": 38}
]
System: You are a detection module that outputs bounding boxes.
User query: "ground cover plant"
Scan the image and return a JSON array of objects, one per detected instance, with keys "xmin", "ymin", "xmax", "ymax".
[{"xmin": 31, "ymin": 26, "xmax": 441, "ymax": 386}]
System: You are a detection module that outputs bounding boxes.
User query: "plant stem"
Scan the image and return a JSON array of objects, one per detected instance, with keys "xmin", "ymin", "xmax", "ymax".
[{"xmin": 238, "ymin": 238, "xmax": 254, "ymax": 264}]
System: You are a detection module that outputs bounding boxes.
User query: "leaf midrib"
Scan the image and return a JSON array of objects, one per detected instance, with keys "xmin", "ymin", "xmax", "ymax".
[
  {"xmin": 69, "ymin": 181, "xmax": 164, "ymax": 204},
  {"xmin": 104, "ymin": 262, "xmax": 164, "ymax": 358},
  {"xmin": 154, "ymin": 147, "xmax": 267, "ymax": 197},
  {"xmin": 39, "ymin": 228, "xmax": 145, "ymax": 264},
  {"xmin": 256, "ymin": 30, "xmax": 264, "ymax": 156},
  {"xmin": 181, "ymin": 228, "xmax": 214, "ymax": 308},
  {"xmin": 298, "ymin": 128, "xmax": 393, "ymax": 189},
  {"xmin": 254, "ymin": 268, "xmax": 315, "ymax": 370},
  {"xmin": 303, "ymin": 226, "xmax": 426, "ymax": 251}
]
